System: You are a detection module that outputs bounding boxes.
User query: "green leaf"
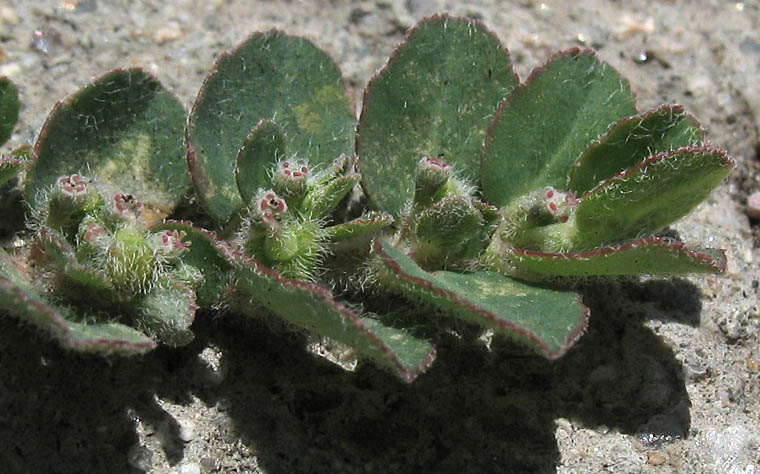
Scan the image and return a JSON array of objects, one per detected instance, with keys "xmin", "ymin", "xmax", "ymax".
[
  {"xmin": 574, "ymin": 146, "xmax": 734, "ymax": 249},
  {"xmin": 0, "ymin": 145, "xmax": 30, "ymax": 188},
  {"xmin": 235, "ymin": 120, "xmax": 287, "ymax": 206},
  {"xmin": 373, "ymin": 238, "xmax": 588, "ymax": 358},
  {"xmin": 482, "ymin": 49, "xmax": 637, "ymax": 207},
  {"xmin": 301, "ymin": 172, "xmax": 360, "ymax": 219},
  {"xmin": 187, "ymin": 31, "xmax": 356, "ymax": 225},
  {"xmin": 152, "ymin": 221, "xmax": 232, "ymax": 307},
  {"xmin": 357, "ymin": 14, "xmax": 518, "ymax": 217},
  {"xmin": 0, "ymin": 76, "xmax": 19, "ymax": 147},
  {"xmin": 26, "ymin": 69, "xmax": 188, "ymax": 227},
  {"xmin": 568, "ymin": 105, "xmax": 704, "ymax": 195},
  {"xmin": 231, "ymin": 252, "xmax": 436, "ymax": 382},
  {"xmin": 326, "ymin": 212, "xmax": 394, "ymax": 242},
  {"xmin": 132, "ymin": 275, "xmax": 197, "ymax": 347},
  {"xmin": 35, "ymin": 226, "xmax": 118, "ymax": 305},
  {"xmin": 501, "ymin": 237, "xmax": 727, "ymax": 277},
  {"xmin": 0, "ymin": 247, "xmax": 156, "ymax": 355}
]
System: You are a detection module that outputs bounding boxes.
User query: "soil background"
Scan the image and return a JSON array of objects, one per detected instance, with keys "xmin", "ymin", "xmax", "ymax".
[{"xmin": 1, "ymin": 1, "xmax": 759, "ymax": 473}]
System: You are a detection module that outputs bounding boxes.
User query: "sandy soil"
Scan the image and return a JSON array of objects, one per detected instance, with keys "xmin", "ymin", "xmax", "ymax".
[{"xmin": 0, "ymin": 1, "xmax": 758, "ymax": 473}]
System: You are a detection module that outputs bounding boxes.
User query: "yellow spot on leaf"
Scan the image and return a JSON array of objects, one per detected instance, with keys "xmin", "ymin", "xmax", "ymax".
[
  {"xmin": 90, "ymin": 132, "xmax": 175, "ymax": 226},
  {"xmin": 295, "ymin": 83, "xmax": 346, "ymax": 135}
]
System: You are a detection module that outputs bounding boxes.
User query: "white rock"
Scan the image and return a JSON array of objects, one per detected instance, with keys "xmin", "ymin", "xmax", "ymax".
[
  {"xmin": 177, "ymin": 417, "xmax": 196, "ymax": 443},
  {"xmin": 179, "ymin": 462, "xmax": 201, "ymax": 474}
]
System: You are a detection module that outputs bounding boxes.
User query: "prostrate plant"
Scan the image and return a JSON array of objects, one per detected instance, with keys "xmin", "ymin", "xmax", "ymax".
[
  {"xmin": 0, "ymin": 15, "xmax": 733, "ymax": 382},
  {"xmin": 0, "ymin": 69, "xmax": 198, "ymax": 354},
  {"xmin": 358, "ymin": 15, "xmax": 732, "ymax": 360}
]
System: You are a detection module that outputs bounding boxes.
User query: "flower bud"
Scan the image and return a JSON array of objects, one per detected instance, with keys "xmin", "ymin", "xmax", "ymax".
[
  {"xmin": 46, "ymin": 174, "xmax": 96, "ymax": 236},
  {"xmin": 414, "ymin": 156, "xmax": 451, "ymax": 205},
  {"xmin": 272, "ymin": 158, "xmax": 310, "ymax": 203},
  {"xmin": 108, "ymin": 193, "xmax": 145, "ymax": 226},
  {"xmin": 151, "ymin": 229, "xmax": 191, "ymax": 261},
  {"xmin": 537, "ymin": 187, "xmax": 578, "ymax": 224},
  {"xmin": 252, "ymin": 189, "xmax": 288, "ymax": 227}
]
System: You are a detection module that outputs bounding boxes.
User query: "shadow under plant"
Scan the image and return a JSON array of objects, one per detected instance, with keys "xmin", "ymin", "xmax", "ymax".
[{"xmin": 0, "ymin": 276, "xmax": 698, "ymax": 473}]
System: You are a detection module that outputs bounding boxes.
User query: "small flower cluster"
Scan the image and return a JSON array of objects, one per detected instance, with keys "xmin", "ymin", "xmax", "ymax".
[
  {"xmin": 56, "ymin": 174, "xmax": 87, "ymax": 198},
  {"xmin": 240, "ymin": 154, "xmax": 387, "ymax": 281},
  {"xmin": 253, "ymin": 189, "xmax": 289, "ymax": 226},
  {"xmin": 37, "ymin": 175, "xmax": 193, "ymax": 296},
  {"xmin": 540, "ymin": 187, "xmax": 578, "ymax": 224},
  {"xmin": 272, "ymin": 158, "xmax": 311, "ymax": 202}
]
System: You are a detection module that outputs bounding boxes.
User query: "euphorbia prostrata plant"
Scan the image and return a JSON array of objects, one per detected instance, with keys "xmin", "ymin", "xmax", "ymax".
[{"xmin": 0, "ymin": 14, "xmax": 733, "ymax": 382}]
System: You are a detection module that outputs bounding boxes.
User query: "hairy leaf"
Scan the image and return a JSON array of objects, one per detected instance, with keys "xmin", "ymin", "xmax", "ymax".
[
  {"xmin": 326, "ymin": 212, "xmax": 394, "ymax": 242},
  {"xmin": 0, "ymin": 247, "xmax": 155, "ymax": 354},
  {"xmin": 26, "ymin": 69, "xmax": 188, "ymax": 227},
  {"xmin": 231, "ymin": 251, "xmax": 436, "ymax": 382},
  {"xmin": 187, "ymin": 31, "xmax": 355, "ymax": 225},
  {"xmin": 569, "ymin": 105, "xmax": 704, "ymax": 195},
  {"xmin": 574, "ymin": 146, "xmax": 733, "ymax": 248},
  {"xmin": 503, "ymin": 237, "xmax": 727, "ymax": 278},
  {"xmin": 373, "ymin": 239, "xmax": 588, "ymax": 358},
  {"xmin": 482, "ymin": 49, "xmax": 637, "ymax": 207},
  {"xmin": 132, "ymin": 275, "xmax": 197, "ymax": 347},
  {"xmin": 358, "ymin": 14, "xmax": 517, "ymax": 217},
  {"xmin": 236, "ymin": 120, "xmax": 287, "ymax": 206},
  {"xmin": 0, "ymin": 76, "xmax": 19, "ymax": 147}
]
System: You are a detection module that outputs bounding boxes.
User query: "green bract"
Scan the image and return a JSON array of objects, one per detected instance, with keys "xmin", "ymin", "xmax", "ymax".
[{"xmin": 0, "ymin": 14, "xmax": 733, "ymax": 382}]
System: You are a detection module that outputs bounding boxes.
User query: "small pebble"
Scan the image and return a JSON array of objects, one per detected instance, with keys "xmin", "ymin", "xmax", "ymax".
[
  {"xmin": 0, "ymin": 63, "xmax": 21, "ymax": 77},
  {"xmin": 747, "ymin": 191, "xmax": 760, "ymax": 219},
  {"xmin": 179, "ymin": 462, "xmax": 201, "ymax": 474},
  {"xmin": 683, "ymin": 356, "xmax": 709, "ymax": 382},
  {"xmin": 747, "ymin": 353, "xmax": 760, "ymax": 373},
  {"xmin": 687, "ymin": 75, "xmax": 713, "ymax": 96},
  {"xmin": 616, "ymin": 13, "xmax": 655, "ymax": 40},
  {"xmin": 31, "ymin": 29, "xmax": 62, "ymax": 54},
  {"xmin": 60, "ymin": 0, "xmax": 98, "ymax": 13},
  {"xmin": 154, "ymin": 23, "xmax": 184, "ymax": 44},
  {"xmin": 0, "ymin": 6, "xmax": 19, "ymax": 25},
  {"xmin": 720, "ymin": 373, "xmax": 746, "ymax": 404},
  {"xmin": 717, "ymin": 312, "xmax": 747, "ymax": 342},
  {"xmin": 198, "ymin": 346, "xmax": 226, "ymax": 386},
  {"xmin": 200, "ymin": 457, "xmax": 220, "ymax": 472},
  {"xmin": 177, "ymin": 417, "xmax": 197, "ymax": 442},
  {"xmin": 647, "ymin": 450, "xmax": 667, "ymax": 466}
]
